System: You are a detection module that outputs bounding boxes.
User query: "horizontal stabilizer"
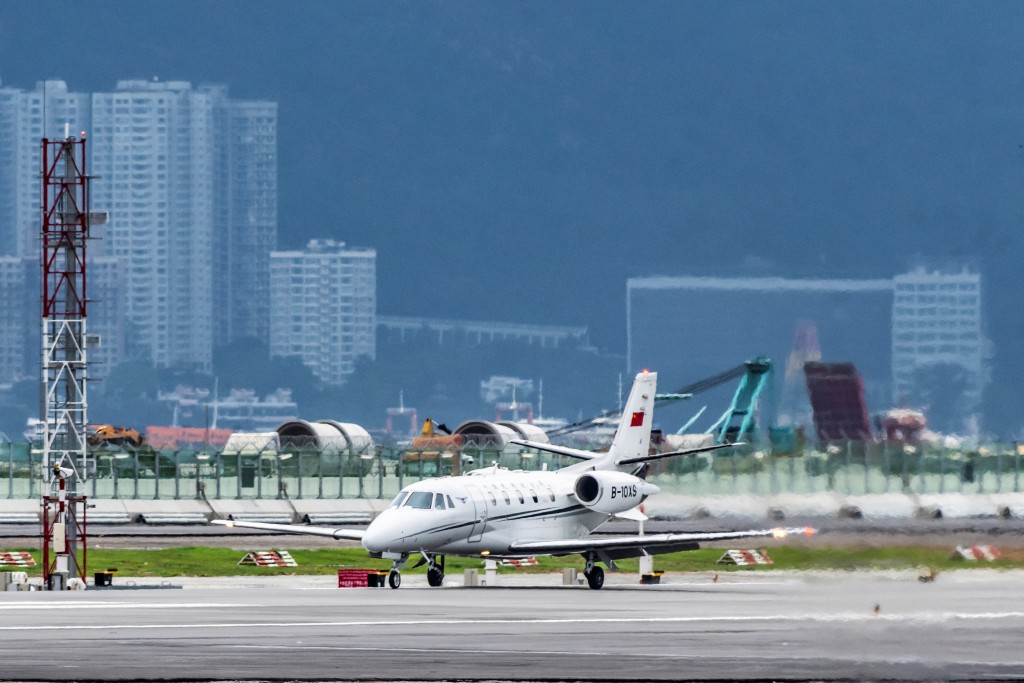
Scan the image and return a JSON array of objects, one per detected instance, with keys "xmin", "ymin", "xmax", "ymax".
[
  {"xmin": 617, "ymin": 441, "xmax": 743, "ymax": 465},
  {"xmin": 210, "ymin": 518, "xmax": 365, "ymax": 542},
  {"xmin": 507, "ymin": 439, "xmax": 599, "ymax": 460}
]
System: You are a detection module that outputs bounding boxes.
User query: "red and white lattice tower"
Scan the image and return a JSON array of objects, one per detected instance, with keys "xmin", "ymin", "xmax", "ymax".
[
  {"xmin": 41, "ymin": 134, "xmax": 92, "ymax": 484},
  {"xmin": 40, "ymin": 133, "xmax": 101, "ymax": 585}
]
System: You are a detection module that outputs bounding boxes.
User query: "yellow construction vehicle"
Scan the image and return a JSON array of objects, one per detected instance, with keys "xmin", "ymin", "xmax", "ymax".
[{"xmin": 88, "ymin": 424, "xmax": 144, "ymax": 448}]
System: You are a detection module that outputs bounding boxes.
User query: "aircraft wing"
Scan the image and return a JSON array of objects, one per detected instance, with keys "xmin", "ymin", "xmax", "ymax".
[
  {"xmin": 508, "ymin": 526, "xmax": 813, "ymax": 558},
  {"xmin": 209, "ymin": 519, "xmax": 365, "ymax": 542},
  {"xmin": 507, "ymin": 439, "xmax": 599, "ymax": 460}
]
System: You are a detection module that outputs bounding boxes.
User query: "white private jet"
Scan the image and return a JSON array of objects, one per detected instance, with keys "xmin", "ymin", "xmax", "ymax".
[{"xmin": 212, "ymin": 370, "xmax": 813, "ymax": 589}]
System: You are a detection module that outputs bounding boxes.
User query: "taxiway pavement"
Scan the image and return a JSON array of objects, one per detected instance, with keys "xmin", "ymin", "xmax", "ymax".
[{"xmin": 0, "ymin": 570, "xmax": 1022, "ymax": 680}]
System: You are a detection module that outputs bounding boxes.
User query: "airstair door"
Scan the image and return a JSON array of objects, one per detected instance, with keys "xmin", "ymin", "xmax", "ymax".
[{"xmin": 466, "ymin": 485, "xmax": 488, "ymax": 543}]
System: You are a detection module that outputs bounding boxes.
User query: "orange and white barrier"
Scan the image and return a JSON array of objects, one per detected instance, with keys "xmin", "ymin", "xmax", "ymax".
[
  {"xmin": 952, "ymin": 545, "xmax": 1000, "ymax": 561},
  {"xmin": 0, "ymin": 552, "xmax": 35, "ymax": 567},
  {"xmin": 237, "ymin": 550, "xmax": 297, "ymax": 567},
  {"xmin": 499, "ymin": 557, "xmax": 539, "ymax": 567},
  {"xmin": 717, "ymin": 549, "xmax": 773, "ymax": 566}
]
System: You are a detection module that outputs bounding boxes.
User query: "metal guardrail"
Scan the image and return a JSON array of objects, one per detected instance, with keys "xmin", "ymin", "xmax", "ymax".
[
  {"xmin": 227, "ymin": 513, "xmax": 294, "ymax": 524},
  {"xmin": 0, "ymin": 440, "xmax": 1020, "ymax": 500},
  {"xmin": 137, "ymin": 512, "xmax": 209, "ymax": 525},
  {"xmin": 302, "ymin": 513, "xmax": 372, "ymax": 525}
]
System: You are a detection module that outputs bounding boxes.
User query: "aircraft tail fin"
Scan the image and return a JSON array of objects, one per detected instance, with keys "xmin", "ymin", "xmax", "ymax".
[{"xmin": 595, "ymin": 371, "xmax": 657, "ymax": 471}]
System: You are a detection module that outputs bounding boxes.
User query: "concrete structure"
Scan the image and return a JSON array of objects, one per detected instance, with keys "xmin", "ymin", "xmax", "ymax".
[
  {"xmin": 891, "ymin": 267, "xmax": 988, "ymax": 419},
  {"xmin": 269, "ymin": 240, "xmax": 376, "ymax": 386},
  {"xmin": 210, "ymin": 389, "xmax": 298, "ymax": 431},
  {"xmin": 627, "ymin": 276, "xmax": 896, "ymax": 418},
  {"xmin": 628, "ymin": 270, "xmax": 989, "ymax": 432},
  {"xmin": 379, "ymin": 315, "xmax": 589, "ymax": 348}
]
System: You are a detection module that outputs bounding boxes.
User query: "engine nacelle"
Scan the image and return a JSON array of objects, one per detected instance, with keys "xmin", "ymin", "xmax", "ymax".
[{"xmin": 573, "ymin": 471, "xmax": 660, "ymax": 515}]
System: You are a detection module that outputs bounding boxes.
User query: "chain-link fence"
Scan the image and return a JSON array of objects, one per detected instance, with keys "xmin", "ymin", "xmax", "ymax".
[{"xmin": 0, "ymin": 440, "xmax": 1018, "ymax": 499}]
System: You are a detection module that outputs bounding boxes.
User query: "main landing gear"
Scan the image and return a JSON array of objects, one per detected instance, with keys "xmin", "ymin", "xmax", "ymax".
[
  {"xmin": 583, "ymin": 555, "xmax": 605, "ymax": 590},
  {"xmin": 426, "ymin": 554, "xmax": 446, "ymax": 587}
]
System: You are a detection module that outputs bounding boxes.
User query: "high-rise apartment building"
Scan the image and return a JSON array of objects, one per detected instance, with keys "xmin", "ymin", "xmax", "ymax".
[
  {"xmin": 0, "ymin": 77, "xmax": 278, "ymax": 386},
  {"xmin": 269, "ymin": 240, "xmax": 376, "ymax": 386},
  {"xmin": 86, "ymin": 256, "xmax": 127, "ymax": 376},
  {"xmin": 0, "ymin": 80, "xmax": 90, "ymax": 258},
  {"xmin": 90, "ymin": 80, "xmax": 215, "ymax": 371},
  {"xmin": 214, "ymin": 99, "xmax": 278, "ymax": 344},
  {"xmin": 891, "ymin": 267, "xmax": 988, "ymax": 415},
  {"xmin": 0, "ymin": 257, "xmax": 36, "ymax": 382}
]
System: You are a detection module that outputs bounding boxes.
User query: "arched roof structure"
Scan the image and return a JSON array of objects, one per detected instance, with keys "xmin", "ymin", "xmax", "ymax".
[{"xmin": 275, "ymin": 419, "xmax": 375, "ymax": 451}]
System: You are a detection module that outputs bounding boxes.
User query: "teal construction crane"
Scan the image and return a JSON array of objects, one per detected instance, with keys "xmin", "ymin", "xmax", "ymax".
[{"xmin": 702, "ymin": 357, "xmax": 773, "ymax": 444}]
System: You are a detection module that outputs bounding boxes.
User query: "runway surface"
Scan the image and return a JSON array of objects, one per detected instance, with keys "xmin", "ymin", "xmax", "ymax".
[{"xmin": 1, "ymin": 570, "xmax": 1023, "ymax": 681}]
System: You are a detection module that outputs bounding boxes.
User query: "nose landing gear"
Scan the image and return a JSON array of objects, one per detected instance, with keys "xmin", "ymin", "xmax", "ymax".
[{"xmin": 387, "ymin": 555, "xmax": 409, "ymax": 589}]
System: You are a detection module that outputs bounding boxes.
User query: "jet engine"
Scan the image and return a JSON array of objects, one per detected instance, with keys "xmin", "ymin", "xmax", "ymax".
[{"xmin": 573, "ymin": 471, "xmax": 660, "ymax": 515}]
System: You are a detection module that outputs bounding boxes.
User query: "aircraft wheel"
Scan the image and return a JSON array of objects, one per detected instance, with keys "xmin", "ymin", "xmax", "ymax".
[
  {"xmin": 388, "ymin": 570, "xmax": 401, "ymax": 589},
  {"xmin": 585, "ymin": 566, "xmax": 604, "ymax": 590},
  {"xmin": 427, "ymin": 566, "xmax": 444, "ymax": 587}
]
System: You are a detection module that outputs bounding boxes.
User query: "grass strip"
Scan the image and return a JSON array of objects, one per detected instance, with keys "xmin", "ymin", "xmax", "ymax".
[{"xmin": 1, "ymin": 545, "xmax": 1022, "ymax": 577}]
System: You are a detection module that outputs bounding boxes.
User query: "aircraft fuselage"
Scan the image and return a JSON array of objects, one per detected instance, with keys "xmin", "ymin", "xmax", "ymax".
[{"xmin": 362, "ymin": 466, "xmax": 614, "ymax": 557}]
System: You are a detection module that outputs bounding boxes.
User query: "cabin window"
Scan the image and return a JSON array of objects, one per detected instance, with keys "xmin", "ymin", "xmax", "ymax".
[
  {"xmin": 434, "ymin": 493, "xmax": 446, "ymax": 510},
  {"xmin": 488, "ymin": 492, "xmax": 497, "ymax": 505},
  {"xmin": 516, "ymin": 490, "xmax": 525, "ymax": 504},
  {"xmin": 547, "ymin": 488, "xmax": 556, "ymax": 502},
  {"xmin": 530, "ymin": 490, "xmax": 539, "ymax": 503},
  {"xmin": 404, "ymin": 491, "xmax": 434, "ymax": 509},
  {"xmin": 447, "ymin": 495, "xmax": 456, "ymax": 507},
  {"xmin": 389, "ymin": 492, "xmax": 410, "ymax": 508},
  {"xmin": 502, "ymin": 491, "xmax": 511, "ymax": 504}
]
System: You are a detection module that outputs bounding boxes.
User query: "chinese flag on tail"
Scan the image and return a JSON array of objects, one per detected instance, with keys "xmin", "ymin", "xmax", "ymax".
[{"xmin": 630, "ymin": 411, "xmax": 645, "ymax": 427}]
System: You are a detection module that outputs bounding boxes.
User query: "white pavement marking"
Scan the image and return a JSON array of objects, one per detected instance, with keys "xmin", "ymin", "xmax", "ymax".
[
  {"xmin": 216, "ymin": 644, "xmax": 1024, "ymax": 668},
  {"xmin": 1, "ymin": 611, "xmax": 1023, "ymax": 631},
  {"xmin": 0, "ymin": 602, "xmax": 250, "ymax": 610}
]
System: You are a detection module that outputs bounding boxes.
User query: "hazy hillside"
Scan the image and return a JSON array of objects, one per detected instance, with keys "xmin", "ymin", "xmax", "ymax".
[{"xmin": 3, "ymin": 2, "xmax": 1024, "ymax": 434}]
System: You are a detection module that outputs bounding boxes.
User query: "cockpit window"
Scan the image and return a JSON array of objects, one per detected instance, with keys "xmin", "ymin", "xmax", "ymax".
[
  {"xmin": 447, "ymin": 495, "xmax": 456, "ymax": 507},
  {"xmin": 404, "ymin": 491, "xmax": 434, "ymax": 509},
  {"xmin": 389, "ymin": 491, "xmax": 410, "ymax": 508},
  {"xmin": 434, "ymin": 493, "xmax": 446, "ymax": 509}
]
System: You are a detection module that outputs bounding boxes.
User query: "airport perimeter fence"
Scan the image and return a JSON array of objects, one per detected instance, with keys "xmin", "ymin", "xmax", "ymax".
[{"xmin": 0, "ymin": 439, "xmax": 1020, "ymax": 500}]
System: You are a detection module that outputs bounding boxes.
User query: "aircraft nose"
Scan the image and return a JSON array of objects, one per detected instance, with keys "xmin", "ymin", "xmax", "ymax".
[{"xmin": 362, "ymin": 518, "xmax": 389, "ymax": 553}]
